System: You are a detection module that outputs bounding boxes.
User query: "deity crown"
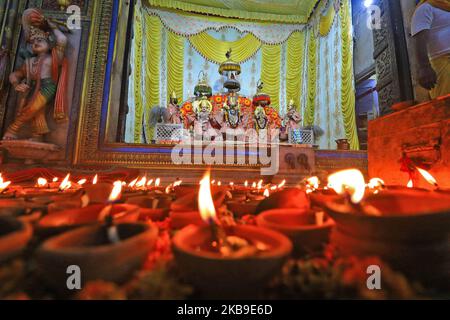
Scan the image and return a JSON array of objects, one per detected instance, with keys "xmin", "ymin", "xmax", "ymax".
[{"xmin": 29, "ymin": 26, "xmax": 50, "ymax": 43}]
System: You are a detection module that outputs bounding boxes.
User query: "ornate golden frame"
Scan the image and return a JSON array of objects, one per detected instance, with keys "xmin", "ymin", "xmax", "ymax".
[{"xmin": 73, "ymin": 0, "xmax": 261, "ymax": 172}]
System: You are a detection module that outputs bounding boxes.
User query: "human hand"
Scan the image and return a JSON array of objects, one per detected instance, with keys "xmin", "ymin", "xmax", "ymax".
[{"xmin": 418, "ymin": 65, "xmax": 437, "ymax": 90}]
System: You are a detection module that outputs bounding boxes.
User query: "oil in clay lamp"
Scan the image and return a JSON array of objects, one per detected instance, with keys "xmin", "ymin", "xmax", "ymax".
[
  {"xmin": 323, "ymin": 169, "xmax": 450, "ymax": 289},
  {"xmin": 173, "ymin": 171, "xmax": 292, "ymax": 299}
]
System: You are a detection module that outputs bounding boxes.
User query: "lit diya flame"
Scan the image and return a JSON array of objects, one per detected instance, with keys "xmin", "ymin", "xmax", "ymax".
[
  {"xmin": 128, "ymin": 178, "xmax": 138, "ymax": 188},
  {"xmin": 109, "ymin": 181, "xmax": 123, "ymax": 202},
  {"xmin": 277, "ymin": 180, "xmax": 286, "ymax": 189},
  {"xmin": 135, "ymin": 176, "xmax": 147, "ymax": 189},
  {"xmin": 147, "ymin": 179, "xmax": 154, "ymax": 187},
  {"xmin": 98, "ymin": 181, "xmax": 123, "ymax": 242},
  {"xmin": 53, "ymin": 177, "xmax": 59, "ymax": 183},
  {"xmin": 252, "ymin": 182, "xmax": 257, "ymax": 189},
  {"xmin": 367, "ymin": 178, "xmax": 385, "ymax": 189},
  {"xmin": 198, "ymin": 171, "xmax": 218, "ymax": 224},
  {"xmin": 306, "ymin": 176, "xmax": 320, "ymax": 189},
  {"xmin": 155, "ymin": 178, "xmax": 161, "ymax": 187},
  {"xmin": 263, "ymin": 189, "xmax": 270, "ymax": 198},
  {"xmin": 328, "ymin": 169, "xmax": 366, "ymax": 204},
  {"xmin": 92, "ymin": 174, "xmax": 98, "ymax": 185},
  {"xmin": 59, "ymin": 174, "xmax": 72, "ymax": 191},
  {"xmin": 77, "ymin": 179, "xmax": 87, "ymax": 186},
  {"xmin": 0, "ymin": 174, "xmax": 11, "ymax": 193},
  {"xmin": 257, "ymin": 180, "xmax": 263, "ymax": 190},
  {"xmin": 37, "ymin": 178, "xmax": 48, "ymax": 187},
  {"xmin": 217, "ymin": 181, "xmax": 222, "ymax": 187},
  {"xmin": 244, "ymin": 181, "xmax": 248, "ymax": 188},
  {"xmin": 174, "ymin": 180, "xmax": 183, "ymax": 187},
  {"xmin": 417, "ymin": 168, "xmax": 438, "ymax": 187},
  {"xmin": 407, "ymin": 179, "xmax": 414, "ymax": 188}
]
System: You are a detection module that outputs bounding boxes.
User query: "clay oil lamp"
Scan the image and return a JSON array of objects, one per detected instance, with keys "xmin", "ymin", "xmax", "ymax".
[
  {"xmin": 226, "ymin": 180, "xmax": 286, "ymax": 217},
  {"xmin": 0, "ymin": 198, "xmax": 47, "ymax": 224},
  {"xmin": 173, "ymin": 172, "xmax": 292, "ymax": 299},
  {"xmin": 322, "ymin": 169, "xmax": 450, "ymax": 288},
  {"xmin": 256, "ymin": 208, "xmax": 335, "ymax": 256},
  {"xmin": 169, "ymin": 183, "xmax": 228, "ymax": 229},
  {"xmin": 0, "ymin": 216, "xmax": 33, "ymax": 263},
  {"xmin": 254, "ymin": 187, "xmax": 310, "ymax": 215},
  {"xmin": 36, "ymin": 184, "xmax": 158, "ymax": 293},
  {"xmin": 226, "ymin": 190, "xmax": 265, "ymax": 217},
  {"xmin": 36, "ymin": 181, "xmax": 140, "ymax": 236},
  {"xmin": 126, "ymin": 194, "xmax": 172, "ymax": 222}
]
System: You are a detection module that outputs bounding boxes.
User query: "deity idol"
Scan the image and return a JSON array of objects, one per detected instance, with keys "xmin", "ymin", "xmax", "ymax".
[
  {"xmin": 254, "ymin": 106, "xmax": 268, "ymax": 133},
  {"xmin": 193, "ymin": 96, "xmax": 216, "ymax": 139},
  {"xmin": 222, "ymin": 94, "xmax": 242, "ymax": 131},
  {"xmin": 167, "ymin": 91, "xmax": 182, "ymax": 124},
  {"xmin": 3, "ymin": 9, "xmax": 68, "ymax": 142},
  {"xmin": 284, "ymin": 99, "xmax": 302, "ymax": 131}
]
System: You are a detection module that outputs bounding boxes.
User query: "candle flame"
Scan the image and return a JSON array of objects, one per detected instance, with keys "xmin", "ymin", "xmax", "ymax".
[
  {"xmin": 53, "ymin": 177, "xmax": 59, "ymax": 183},
  {"xmin": 328, "ymin": 169, "xmax": 366, "ymax": 204},
  {"xmin": 155, "ymin": 178, "xmax": 161, "ymax": 187},
  {"xmin": 147, "ymin": 179, "xmax": 154, "ymax": 186},
  {"xmin": 217, "ymin": 181, "xmax": 222, "ymax": 186},
  {"xmin": 229, "ymin": 182, "xmax": 234, "ymax": 187},
  {"xmin": 92, "ymin": 174, "xmax": 98, "ymax": 185},
  {"xmin": 263, "ymin": 189, "xmax": 270, "ymax": 198},
  {"xmin": 368, "ymin": 178, "xmax": 385, "ymax": 189},
  {"xmin": 417, "ymin": 168, "xmax": 438, "ymax": 187},
  {"xmin": 59, "ymin": 174, "xmax": 71, "ymax": 191},
  {"xmin": 109, "ymin": 181, "xmax": 122, "ymax": 202},
  {"xmin": 407, "ymin": 179, "xmax": 414, "ymax": 188},
  {"xmin": 211, "ymin": 179, "xmax": 216, "ymax": 185},
  {"xmin": 277, "ymin": 180, "xmax": 286, "ymax": 189},
  {"xmin": 252, "ymin": 182, "xmax": 257, "ymax": 188},
  {"xmin": 37, "ymin": 178, "xmax": 48, "ymax": 187},
  {"xmin": 77, "ymin": 179, "xmax": 87, "ymax": 186},
  {"xmin": 198, "ymin": 171, "xmax": 217, "ymax": 223},
  {"xmin": 244, "ymin": 181, "xmax": 248, "ymax": 187}
]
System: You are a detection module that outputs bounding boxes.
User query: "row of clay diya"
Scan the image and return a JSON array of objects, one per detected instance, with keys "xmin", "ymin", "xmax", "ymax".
[
  {"xmin": 1, "ymin": 167, "xmax": 450, "ymax": 297},
  {"xmin": 0, "ymin": 172, "xmax": 306, "ymax": 297}
]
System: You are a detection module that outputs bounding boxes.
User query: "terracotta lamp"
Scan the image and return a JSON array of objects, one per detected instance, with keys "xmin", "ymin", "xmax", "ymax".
[
  {"xmin": 37, "ymin": 203, "xmax": 140, "ymax": 236},
  {"xmin": 0, "ymin": 216, "xmax": 33, "ymax": 263},
  {"xmin": 0, "ymin": 198, "xmax": 47, "ymax": 223},
  {"xmin": 256, "ymin": 208, "xmax": 335, "ymax": 256},
  {"xmin": 172, "ymin": 172, "xmax": 292, "ymax": 299},
  {"xmin": 323, "ymin": 169, "xmax": 450, "ymax": 289},
  {"xmin": 36, "ymin": 222, "xmax": 158, "ymax": 293}
]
